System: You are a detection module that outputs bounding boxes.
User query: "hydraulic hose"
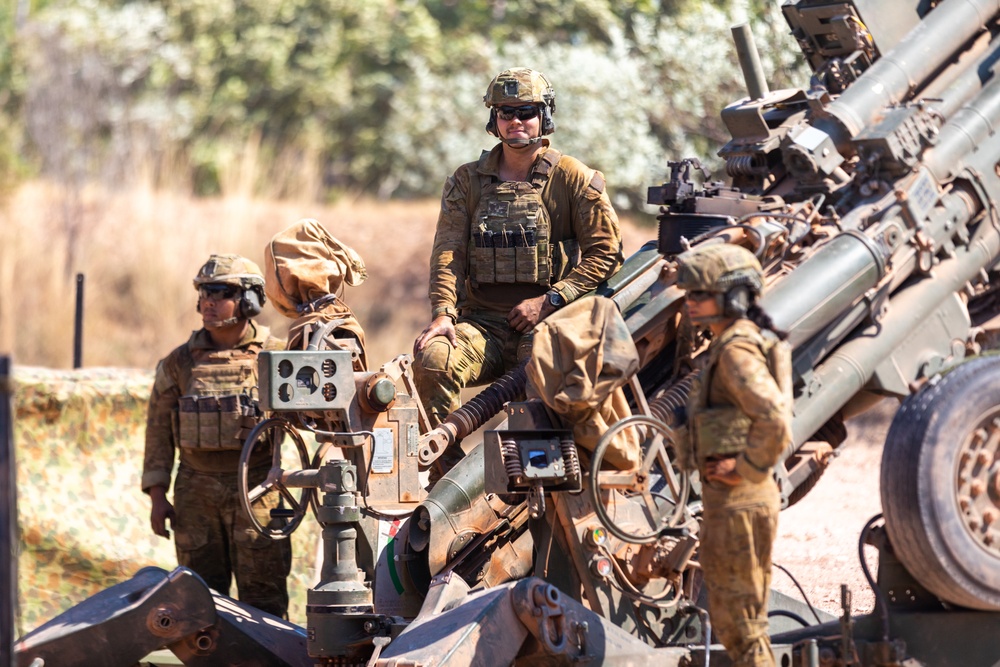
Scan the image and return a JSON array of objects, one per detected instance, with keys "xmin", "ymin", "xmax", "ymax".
[
  {"xmin": 445, "ymin": 360, "xmax": 528, "ymax": 437},
  {"xmin": 647, "ymin": 371, "xmax": 698, "ymax": 428},
  {"xmin": 417, "ymin": 360, "xmax": 528, "ymax": 466}
]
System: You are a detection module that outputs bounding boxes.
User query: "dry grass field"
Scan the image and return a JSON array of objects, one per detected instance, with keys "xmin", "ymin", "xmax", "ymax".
[
  {"xmin": 1, "ymin": 179, "xmax": 889, "ymax": 617},
  {"xmin": 0, "ymin": 180, "xmax": 654, "ymax": 369},
  {"xmin": 0, "ymin": 181, "xmax": 442, "ymax": 369}
]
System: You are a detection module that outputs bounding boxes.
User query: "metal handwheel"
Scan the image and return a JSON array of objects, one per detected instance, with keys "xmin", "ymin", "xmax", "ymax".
[
  {"xmin": 589, "ymin": 414, "xmax": 690, "ymax": 544},
  {"xmin": 238, "ymin": 416, "xmax": 315, "ymax": 539}
]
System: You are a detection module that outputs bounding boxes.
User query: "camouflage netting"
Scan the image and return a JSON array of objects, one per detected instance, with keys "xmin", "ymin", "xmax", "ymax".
[{"xmin": 14, "ymin": 366, "xmax": 319, "ymax": 634}]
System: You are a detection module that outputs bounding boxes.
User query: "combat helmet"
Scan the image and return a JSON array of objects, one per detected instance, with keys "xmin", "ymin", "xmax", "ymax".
[
  {"xmin": 484, "ymin": 67, "xmax": 556, "ymax": 140},
  {"xmin": 676, "ymin": 244, "xmax": 763, "ymax": 321},
  {"xmin": 193, "ymin": 253, "xmax": 267, "ymax": 320}
]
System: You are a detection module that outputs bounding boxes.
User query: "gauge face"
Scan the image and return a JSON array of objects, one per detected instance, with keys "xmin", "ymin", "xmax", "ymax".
[{"xmin": 588, "ymin": 526, "xmax": 609, "ymax": 547}]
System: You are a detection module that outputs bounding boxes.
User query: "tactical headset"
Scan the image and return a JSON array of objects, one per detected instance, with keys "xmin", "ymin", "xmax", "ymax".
[
  {"xmin": 722, "ymin": 285, "xmax": 752, "ymax": 319},
  {"xmin": 240, "ymin": 285, "xmax": 265, "ymax": 318},
  {"xmin": 196, "ymin": 283, "xmax": 265, "ymax": 320}
]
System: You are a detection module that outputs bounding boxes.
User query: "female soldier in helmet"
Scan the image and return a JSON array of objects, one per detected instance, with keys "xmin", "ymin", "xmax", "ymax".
[
  {"xmin": 412, "ymin": 67, "xmax": 624, "ymax": 480},
  {"xmin": 675, "ymin": 244, "xmax": 792, "ymax": 667}
]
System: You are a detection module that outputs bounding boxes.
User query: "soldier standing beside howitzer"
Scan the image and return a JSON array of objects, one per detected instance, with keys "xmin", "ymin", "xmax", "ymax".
[
  {"xmin": 141, "ymin": 254, "xmax": 292, "ymax": 618},
  {"xmin": 674, "ymin": 245, "xmax": 793, "ymax": 667},
  {"xmin": 413, "ymin": 67, "xmax": 624, "ymax": 479}
]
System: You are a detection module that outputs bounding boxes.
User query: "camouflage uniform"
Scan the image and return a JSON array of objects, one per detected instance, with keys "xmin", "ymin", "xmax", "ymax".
[
  {"xmin": 141, "ymin": 322, "xmax": 292, "ymax": 618},
  {"xmin": 415, "ymin": 141, "xmax": 624, "ymax": 426},
  {"xmin": 678, "ymin": 319, "xmax": 791, "ymax": 667}
]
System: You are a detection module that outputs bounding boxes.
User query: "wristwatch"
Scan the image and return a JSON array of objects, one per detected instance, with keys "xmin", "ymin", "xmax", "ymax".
[{"xmin": 546, "ymin": 290, "xmax": 566, "ymax": 308}]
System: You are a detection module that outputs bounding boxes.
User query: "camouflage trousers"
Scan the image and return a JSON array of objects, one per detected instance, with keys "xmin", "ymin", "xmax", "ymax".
[
  {"xmin": 413, "ymin": 310, "xmax": 532, "ymax": 478},
  {"xmin": 699, "ymin": 477, "xmax": 781, "ymax": 667},
  {"xmin": 173, "ymin": 465, "xmax": 292, "ymax": 618}
]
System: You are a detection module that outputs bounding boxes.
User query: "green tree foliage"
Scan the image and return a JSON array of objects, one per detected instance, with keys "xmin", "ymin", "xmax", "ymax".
[
  {"xmin": 0, "ymin": 0, "xmax": 29, "ymax": 201},
  {"xmin": 14, "ymin": 0, "xmax": 807, "ymax": 209}
]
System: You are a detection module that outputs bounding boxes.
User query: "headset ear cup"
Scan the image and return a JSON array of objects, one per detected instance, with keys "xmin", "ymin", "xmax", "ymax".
[
  {"xmin": 240, "ymin": 288, "xmax": 263, "ymax": 319},
  {"xmin": 541, "ymin": 106, "xmax": 555, "ymax": 135},
  {"xmin": 486, "ymin": 108, "xmax": 498, "ymax": 137},
  {"xmin": 196, "ymin": 298, "xmax": 201, "ymax": 314},
  {"xmin": 724, "ymin": 286, "xmax": 751, "ymax": 319}
]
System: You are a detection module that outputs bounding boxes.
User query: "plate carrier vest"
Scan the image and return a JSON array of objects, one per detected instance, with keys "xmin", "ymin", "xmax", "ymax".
[
  {"xmin": 690, "ymin": 322, "xmax": 791, "ymax": 465},
  {"xmin": 467, "ymin": 149, "xmax": 580, "ymax": 287},
  {"xmin": 174, "ymin": 338, "xmax": 272, "ymax": 451}
]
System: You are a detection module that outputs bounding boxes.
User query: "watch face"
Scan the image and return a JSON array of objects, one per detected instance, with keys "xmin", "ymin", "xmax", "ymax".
[{"xmin": 548, "ymin": 292, "xmax": 564, "ymax": 307}]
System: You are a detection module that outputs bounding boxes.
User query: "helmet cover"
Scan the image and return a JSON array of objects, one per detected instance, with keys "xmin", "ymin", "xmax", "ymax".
[
  {"xmin": 676, "ymin": 244, "xmax": 764, "ymax": 296},
  {"xmin": 484, "ymin": 67, "xmax": 555, "ymax": 110},
  {"xmin": 193, "ymin": 254, "xmax": 265, "ymax": 292}
]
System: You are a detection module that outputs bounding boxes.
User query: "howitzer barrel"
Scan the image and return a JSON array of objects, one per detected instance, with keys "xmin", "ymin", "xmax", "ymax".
[
  {"xmin": 765, "ymin": 71, "xmax": 1000, "ymax": 359},
  {"xmin": 770, "ymin": 178, "xmax": 980, "ymax": 392},
  {"xmin": 816, "ymin": 0, "xmax": 1000, "ymax": 150},
  {"xmin": 927, "ymin": 71, "xmax": 1000, "ymax": 181},
  {"xmin": 783, "ymin": 185, "xmax": 978, "ymax": 383},
  {"xmin": 920, "ymin": 31, "xmax": 1000, "ymax": 118},
  {"xmin": 785, "ymin": 177, "xmax": 1000, "ymax": 454},
  {"xmin": 762, "ymin": 232, "xmax": 884, "ymax": 349}
]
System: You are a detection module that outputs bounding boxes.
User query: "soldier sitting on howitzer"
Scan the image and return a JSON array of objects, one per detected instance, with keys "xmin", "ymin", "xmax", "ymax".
[
  {"xmin": 141, "ymin": 254, "xmax": 292, "ymax": 619},
  {"xmin": 412, "ymin": 67, "xmax": 624, "ymax": 481},
  {"xmin": 674, "ymin": 244, "xmax": 793, "ymax": 667}
]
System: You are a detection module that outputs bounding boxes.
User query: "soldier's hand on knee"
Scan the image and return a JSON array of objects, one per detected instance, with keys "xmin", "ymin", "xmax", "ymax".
[{"xmin": 414, "ymin": 315, "xmax": 458, "ymax": 354}]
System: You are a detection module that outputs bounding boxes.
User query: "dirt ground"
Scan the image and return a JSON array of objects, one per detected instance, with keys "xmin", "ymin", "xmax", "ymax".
[{"xmin": 770, "ymin": 399, "xmax": 899, "ymax": 616}]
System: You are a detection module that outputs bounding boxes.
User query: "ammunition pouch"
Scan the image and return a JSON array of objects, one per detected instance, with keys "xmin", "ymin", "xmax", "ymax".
[
  {"xmin": 175, "ymin": 393, "xmax": 260, "ymax": 451},
  {"xmin": 469, "ymin": 214, "xmax": 582, "ymax": 287},
  {"xmin": 693, "ymin": 405, "xmax": 752, "ymax": 462},
  {"xmin": 469, "ymin": 149, "xmax": 577, "ymax": 288},
  {"xmin": 470, "ymin": 186, "xmax": 552, "ymax": 286}
]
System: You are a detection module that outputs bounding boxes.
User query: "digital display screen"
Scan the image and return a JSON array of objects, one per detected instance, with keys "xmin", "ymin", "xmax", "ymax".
[{"xmin": 527, "ymin": 449, "xmax": 549, "ymax": 468}]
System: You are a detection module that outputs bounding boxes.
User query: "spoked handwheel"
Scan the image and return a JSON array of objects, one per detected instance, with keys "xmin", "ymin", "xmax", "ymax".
[
  {"xmin": 589, "ymin": 415, "xmax": 690, "ymax": 545},
  {"xmin": 238, "ymin": 416, "xmax": 315, "ymax": 539}
]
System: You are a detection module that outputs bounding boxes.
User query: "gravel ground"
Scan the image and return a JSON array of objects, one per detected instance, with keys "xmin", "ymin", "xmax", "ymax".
[{"xmin": 770, "ymin": 399, "xmax": 899, "ymax": 616}]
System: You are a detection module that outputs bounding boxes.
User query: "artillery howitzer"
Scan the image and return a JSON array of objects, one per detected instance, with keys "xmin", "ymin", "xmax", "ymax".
[{"xmin": 14, "ymin": 0, "xmax": 1000, "ymax": 665}]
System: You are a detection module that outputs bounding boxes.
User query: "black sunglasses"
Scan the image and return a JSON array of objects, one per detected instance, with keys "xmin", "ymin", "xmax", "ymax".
[
  {"xmin": 496, "ymin": 105, "xmax": 541, "ymax": 121},
  {"xmin": 199, "ymin": 284, "xmax": 240, "ymax": 300},
  {"xmin": 685, "ymin": 290, "xmax": 716, "ymax": 303}
]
